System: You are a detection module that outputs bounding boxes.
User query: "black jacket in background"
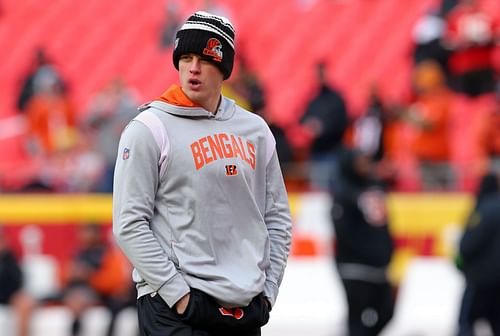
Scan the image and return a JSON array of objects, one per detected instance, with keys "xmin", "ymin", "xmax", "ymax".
[
  {"xmin": 331, "ymin": 150, "xmax": 393, "ymax": 268},
  {"xmin": 460, "ymin": 193, "xmax": 500, "ymax": 286},
  {"xmin": 301, "ymin": 85, "xmax": 348, "ymax": 155}
]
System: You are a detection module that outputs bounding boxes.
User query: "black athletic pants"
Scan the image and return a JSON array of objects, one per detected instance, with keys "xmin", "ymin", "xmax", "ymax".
[
  {"xmin": 341, "ymin": 279, "xmax": 394, "ymax": 336},
  {"xmin": 137, "ymin": 288, "xmax": 269, "ymax": 336},
  {"xmin": 457, "ymin": 282, "xmax": 500, "ymax": 336}
]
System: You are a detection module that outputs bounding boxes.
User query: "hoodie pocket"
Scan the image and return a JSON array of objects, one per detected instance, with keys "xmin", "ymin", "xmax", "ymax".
[{"xmin": 182, "ymin": 289, "xmax": 270, "ymax": 331}]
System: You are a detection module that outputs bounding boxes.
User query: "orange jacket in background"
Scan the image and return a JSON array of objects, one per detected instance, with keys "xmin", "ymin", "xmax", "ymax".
[
  {"xmin": 411, "ymin": 90, "xmax": 452, "ymax": 162},
  {"xmin": 25, "ymin": 93, "xmax": 76, "ymax": 154}
]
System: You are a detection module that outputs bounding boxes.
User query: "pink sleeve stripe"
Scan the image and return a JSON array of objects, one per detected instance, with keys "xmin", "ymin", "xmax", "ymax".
[{"xmin": 266, "ymin": 128, "xmax": 276, "ymax": 166}]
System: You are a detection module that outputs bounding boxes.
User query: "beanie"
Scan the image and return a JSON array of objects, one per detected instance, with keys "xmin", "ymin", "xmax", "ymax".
[{"xmin": 173, "ymin": 11, "xmax": 235, "ymax": 80}]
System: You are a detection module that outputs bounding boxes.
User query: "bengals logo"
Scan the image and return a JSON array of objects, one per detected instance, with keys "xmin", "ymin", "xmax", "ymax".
[
  {"xmin": 203, "ymin": 38, "xmax": 223, "ymax": 62},
  {"xmin": 225, "ymin": 165, "xmax": 238, "ymax": 176}
]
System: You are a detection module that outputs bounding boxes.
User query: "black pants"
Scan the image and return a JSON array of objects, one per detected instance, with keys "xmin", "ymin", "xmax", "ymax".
[
  {"xmin": 341, "ymin": 279, "xmax": 394, "ymax": 336},
  {"xmin": 137, "ymin": 288, "xmax": 269, "ymax": 336},
  {"xmin": 457, "ymin": 282, "xmax": 500, "ymax": 336}
]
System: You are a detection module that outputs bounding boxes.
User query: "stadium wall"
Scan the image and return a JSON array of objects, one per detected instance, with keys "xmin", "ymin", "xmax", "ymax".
[{"xmin": 0, "ymin": 192, "xmax": 473, "ymax": 287}]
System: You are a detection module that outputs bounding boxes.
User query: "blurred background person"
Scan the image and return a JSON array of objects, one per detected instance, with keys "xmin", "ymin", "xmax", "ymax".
[
  {"xmin": 59, "ymin": 223, "xmax": 134, "ymax": 336},
  {"xmin": 16, "ymin": 47, "xmax": 67, "ymax": 114},
  {"xmin": 402, "ymin": 60, "xmax": 454, "ymax": 191},
  {"xmin": 411, "ymin": 5, "xmax": 450, "ymax": 77},
  {"xmin": 290, "ymin": 61, "xmax": 348, "ymax": 191},
  {"xmin": 455, "ymin": 171, "xmax": 500, "ymax": 336},
  {"xmin": 23, "ymin": 59, "xmax": 76, "ymax": 159},
  {"xmin": 352, "ymin": 85, "xmax": 399, "ymax": 190},
  {"xmin": 0, "ymin": 227, "xmax": 37, "ymax": 336},
  {"xmin": 330, "ymin": 149, "xmax": 395, "ymax": 336}
]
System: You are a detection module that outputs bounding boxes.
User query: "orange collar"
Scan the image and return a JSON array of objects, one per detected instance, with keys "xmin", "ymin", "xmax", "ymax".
[{"xmin": 157, "ymin": 85, "xmax": 201, "ymax": 108}]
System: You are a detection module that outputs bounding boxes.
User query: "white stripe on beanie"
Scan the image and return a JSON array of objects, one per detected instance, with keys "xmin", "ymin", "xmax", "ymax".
[{"xmin": 179, "ymin": 11, "xmax": 235, "ymax": 49}]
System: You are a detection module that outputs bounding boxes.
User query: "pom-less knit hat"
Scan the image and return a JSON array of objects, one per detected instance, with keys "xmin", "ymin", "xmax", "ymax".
[{"xmin": 173, "ymin": 11, "xmax": 235, "ymax": 80}]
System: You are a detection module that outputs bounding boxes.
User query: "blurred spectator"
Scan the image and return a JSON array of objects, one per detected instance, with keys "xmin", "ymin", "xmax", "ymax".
[
  {"xmin": 0, "ymin": 227, "xmax": 37, "ymax": 336},
  {"xmin": 24, "ymin": 66, "xmax": 77, "ymax": 157},
  {"xmin": 403, "ymin": 60, "xmax": 454, "ymax": 191},
  {"xmin": 159, "ymin": 2, "xmax": 181, "ymax": 49},
  {"xmin": 456, "ymin": 171, "xmax": 500, "ymax": 336},
  {"xmin": 60, "ymin": 223, "xmax": 134, "ymax": 336},
  {"xmin": 442, "ymin": 0, "xmax": 500, "ymax": 97},
  {"xmin": 330, "ymin": 149, "xmax": 395, "ymax": 336},
  {"xmin": 291, "ymin": 62, "xmax": 348, "ymax": 190},
  {"xmin": 352, "ymin": 85, "xmax": 399, "ymax": 189},
  {"xmin": 19, "ymin": 62, "xmax": 97, "ymax": 192},
  {"xmin": 412, "ymin": 7, "xmax": 450, "ymax": 75},
  {"xmin": 83, "ymin": 77, "xmax": 139, "ymax": 192},
  {"xmin": 16, "ymin": 48, "xmax": 67, "ymax": 113}
]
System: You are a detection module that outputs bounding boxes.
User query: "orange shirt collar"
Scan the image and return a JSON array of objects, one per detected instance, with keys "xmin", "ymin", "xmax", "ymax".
[{"xmin": 157, "ymin": 85, "xmax": 201, "ymax": 108}]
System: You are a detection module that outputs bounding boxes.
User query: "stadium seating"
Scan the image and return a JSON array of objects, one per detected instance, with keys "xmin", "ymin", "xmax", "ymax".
[{"xmin": 0, "ymin": 0, "xmax": 439, "ymax": 178}]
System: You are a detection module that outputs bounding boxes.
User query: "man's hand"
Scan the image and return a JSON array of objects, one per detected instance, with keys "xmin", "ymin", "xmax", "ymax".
[{"xmin": 175, "ymin": 292, "xmax": 191, "ymax": 315}]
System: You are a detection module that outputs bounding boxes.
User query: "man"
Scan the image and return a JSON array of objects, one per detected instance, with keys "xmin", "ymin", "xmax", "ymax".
[
  {"xmin": 112, "ymin": 11, "xmax": 292, "ymax": 336},
  {"xmin": 330, "ymin": 149, "xmax": 394, "ymax": 336},
  {"xmin": 292, "ymin": 62, "xmax": 348, "ymax": 190}
]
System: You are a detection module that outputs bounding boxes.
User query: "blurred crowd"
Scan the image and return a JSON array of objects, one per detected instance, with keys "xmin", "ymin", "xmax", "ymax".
[
  {"xmin": 0, "ymin": 0, "xmax": 500, "ymax": 335},
  {"xmin": 2, "ymin": 0, "xmax": 499, "ymax": 195},
  {"xmin": 11, "ymin": 47, "xmax": 140, "ymax": 193},
  {"xmin": 0, "ymin": 223, "xmax": 136, "ymax": 336}
]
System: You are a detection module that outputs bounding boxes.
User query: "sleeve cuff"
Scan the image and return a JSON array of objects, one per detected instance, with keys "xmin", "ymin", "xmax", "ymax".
[
  {"xmin": 264, "ymin": 280, "xmax": 279, "ymax": 308},
  {"xmin": 158, "ymin": 273, "xmax": 190, "ymax": 308}
]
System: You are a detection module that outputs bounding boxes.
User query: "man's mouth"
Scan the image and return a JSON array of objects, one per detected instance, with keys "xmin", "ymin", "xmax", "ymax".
[{"xmin": 189, "ymin": 79, "xmax": 201, "ymax": 86}]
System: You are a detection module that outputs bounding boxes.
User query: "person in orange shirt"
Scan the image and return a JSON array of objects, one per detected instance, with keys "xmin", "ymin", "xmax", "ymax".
[
  {"xmin": 403, "ymin": 60, "xmax": 454, "ymax": 190},
  {"xmin": 24, "ymin": 74, "xmax": 77, "ymax": 156}
]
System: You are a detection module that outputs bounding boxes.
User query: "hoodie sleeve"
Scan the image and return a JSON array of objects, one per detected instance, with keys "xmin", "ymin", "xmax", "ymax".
[
  {"xmin": 112, "ymin": 119, "xmax": 189, "ymax": 308},
  {"xmin": 263, "ymin": 132, "xmax": 293, "ymax": 308}
]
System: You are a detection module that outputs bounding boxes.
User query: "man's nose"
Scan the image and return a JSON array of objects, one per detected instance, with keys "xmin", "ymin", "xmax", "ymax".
[{"xmin": 190, "ymin": 57, "xmax": 201, "ymax": 73}]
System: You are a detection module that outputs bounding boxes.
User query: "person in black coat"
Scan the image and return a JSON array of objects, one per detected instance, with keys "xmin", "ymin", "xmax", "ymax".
[
  {"xmin": 456, "ymin": 171, "xmax": 500, "ymax": 336},
  {"xmin": 299, "ymin": 62, "xmax": 349, "ymax": 190},
  {"xmin": 330, "ymin": 149, "xmax": 394, "ymax": 336}
]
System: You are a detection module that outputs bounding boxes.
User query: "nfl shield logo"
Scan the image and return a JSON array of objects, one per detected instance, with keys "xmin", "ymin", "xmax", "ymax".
[{"xmin": 122, "ymin": 148, "xmax": 130, "ymax": 160}]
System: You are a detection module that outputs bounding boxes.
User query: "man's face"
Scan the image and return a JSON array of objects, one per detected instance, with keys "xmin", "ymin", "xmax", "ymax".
[{"xmin": 178, "ymin": 53, "xmax": 223, "ymax": 108}]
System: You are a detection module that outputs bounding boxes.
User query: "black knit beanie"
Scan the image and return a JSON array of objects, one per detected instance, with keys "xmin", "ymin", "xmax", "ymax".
[{"xmin": 173, "ymin": 11, "xmax": 235, "ymax": 80}]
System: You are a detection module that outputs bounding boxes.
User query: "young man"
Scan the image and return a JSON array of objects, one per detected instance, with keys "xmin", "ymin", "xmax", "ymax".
[{"xmin": 112, "ymin": 11, "xmax": 292, "ymax": 336}]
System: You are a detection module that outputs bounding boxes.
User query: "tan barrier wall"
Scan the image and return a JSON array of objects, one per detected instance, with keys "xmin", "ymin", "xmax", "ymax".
[{"xmin": 0, "ymin": 192, "xmax": 474, "ymax": 283}]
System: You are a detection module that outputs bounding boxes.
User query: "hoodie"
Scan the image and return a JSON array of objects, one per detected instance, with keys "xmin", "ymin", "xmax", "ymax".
[{"xmin": 112, "ymin": 85, "xmax": 292, "ymax": 309}]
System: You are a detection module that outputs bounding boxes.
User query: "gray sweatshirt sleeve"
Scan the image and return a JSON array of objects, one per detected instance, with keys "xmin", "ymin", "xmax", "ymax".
[
  {"xmin": 112, "ymin": 120, "xmax": 190, "ymax": 308},
  {"xmin": 263, "ymin": 150, "xmax": 293, "ymax": 307}
]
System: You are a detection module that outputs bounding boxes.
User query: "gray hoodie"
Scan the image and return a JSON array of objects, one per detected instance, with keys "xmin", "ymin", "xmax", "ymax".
[{"xmin": 112, "ymin": 88, "xmax": 292, "ymax": 309}]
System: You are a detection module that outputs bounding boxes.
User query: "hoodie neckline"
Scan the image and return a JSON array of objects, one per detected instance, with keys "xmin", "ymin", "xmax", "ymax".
[
  {"xmin": 152, "ymin": 84, "xmax": 235, "ymax": 120},
  {"xmin": 157, "ymin": 85, "xmax": 201, "ymax": 108}
]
